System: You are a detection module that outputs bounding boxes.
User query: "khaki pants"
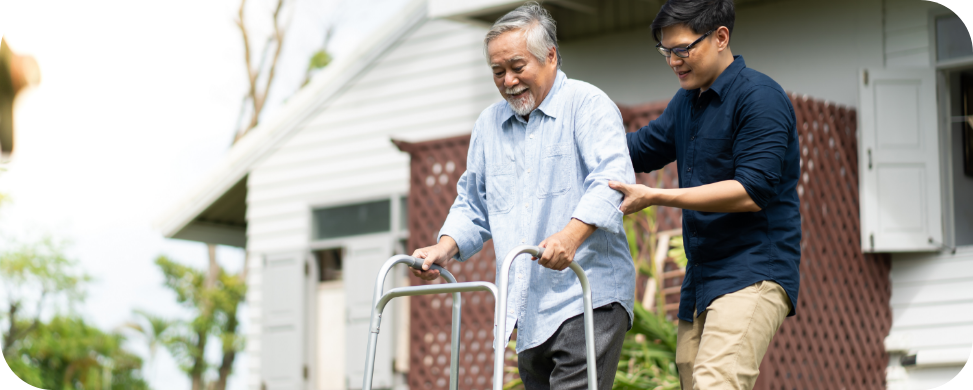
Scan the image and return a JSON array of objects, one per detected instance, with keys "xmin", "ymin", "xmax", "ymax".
[{"xmin": 675, "ymin": 281, "xmax": 790, "ymax": 390}]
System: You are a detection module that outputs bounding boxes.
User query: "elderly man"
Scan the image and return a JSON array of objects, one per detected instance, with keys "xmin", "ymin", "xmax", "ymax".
[{"xmin": 410, "ymin": 3, "xmax": 635, "ymax": 389}]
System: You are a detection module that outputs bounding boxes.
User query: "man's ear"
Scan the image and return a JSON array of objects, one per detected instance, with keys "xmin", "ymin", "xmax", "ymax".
[
  {"xmin": 716, "ymin": 26, "xmax": 731, "ymax": 51},
  {"xmin": 548, "ymin": 47, "xmax": 558, "ymax": 66}
]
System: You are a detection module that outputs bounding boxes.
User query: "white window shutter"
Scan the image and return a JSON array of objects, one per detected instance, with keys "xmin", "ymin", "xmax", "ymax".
[
  {"xmin": 858, "ymin": 68, "xmax": 943, "ymax": 252},
  {"xmin": 261, "ymin": 252, "xmax": 307, "ymax": 390},
  {"xmin": 344, "ymin": 238, "xmax": 395, "ymax": 389}
]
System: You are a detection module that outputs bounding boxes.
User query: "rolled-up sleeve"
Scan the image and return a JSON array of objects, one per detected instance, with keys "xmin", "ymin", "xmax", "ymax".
[
  {"xmin": 438, "ymin": 127, "xmax": 492, "ymax": 261},
  {"xmin": 732, "ymin": 86, "xmax": 795, "ymax": 209},
  {"xmin": 570, "ymin": 93, "xmax": 636, "ymax": 235},
  {"xmin": 627, "ymin": 100, "xmax": 677, "ymax": 173}
]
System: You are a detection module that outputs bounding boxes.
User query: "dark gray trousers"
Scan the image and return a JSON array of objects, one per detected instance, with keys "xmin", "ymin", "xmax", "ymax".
[{"xmin": 517, "ymin": 302, "xmax": 629, "ymax": 390}]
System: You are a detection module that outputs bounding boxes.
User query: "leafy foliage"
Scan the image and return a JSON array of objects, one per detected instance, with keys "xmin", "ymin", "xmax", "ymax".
[
  {"xmin": 5, "ymin": 316, "xmax": 149, "ymax": 390},
  {"xmin": 501, "ymin": 205, "xmax": 684, "ymax": 389},
  {"xmin": 0, "ymin": 237, "xmax": 148, "ymax": 389},
  {"xmin": 0, "ymin": 236, "xmax": 89, "ymax": 354},
  {"xmin": 616, "ymin": 206, "xmax": 681, "ymax": 389},
  {"xmin": 614, "ymin": 304, "xmax": 679, "ymax": 389},
  {"xmin": 151, "ymin": 254, "xmax": 247, "ymax": 390},
  {"xmin": 307, "ymin": 49, "xmax": 332, "ymax": 70}
]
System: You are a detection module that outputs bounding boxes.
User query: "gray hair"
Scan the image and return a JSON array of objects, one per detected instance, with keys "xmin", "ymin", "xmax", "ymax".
[{"xmin": 484, "ymin": 2, "xmax": 561, "ymax": 67}]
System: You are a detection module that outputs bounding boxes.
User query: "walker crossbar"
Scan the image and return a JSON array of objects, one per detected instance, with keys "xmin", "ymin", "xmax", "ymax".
[
  {"xmin": 362, "ymin": 255, "xmax": 466, "ymax": 390},
  {"xmin": 361, "ymin": 247, "xmax": 599, "ymax": 390}
]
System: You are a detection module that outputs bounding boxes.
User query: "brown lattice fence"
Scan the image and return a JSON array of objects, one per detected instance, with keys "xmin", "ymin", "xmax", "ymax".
[
  {"xmin": 618, "ymin": 101, "xmax": 685, "ymax": 319},
  {"xmin": 757, "ymin": 94, "xmax": 891, "ymax": 390},
  {"xmin": 396, "ymin": 93, "xmax": 891, "ymax": 390},
  {"xmin": 395, "ymin": 136, "xmax": 506, "ymax": 390}
]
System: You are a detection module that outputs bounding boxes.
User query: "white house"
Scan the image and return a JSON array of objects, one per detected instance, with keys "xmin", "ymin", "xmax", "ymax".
[{"xmin": 156, "ymin": 1, "xmax": 973, "ymax": 389}]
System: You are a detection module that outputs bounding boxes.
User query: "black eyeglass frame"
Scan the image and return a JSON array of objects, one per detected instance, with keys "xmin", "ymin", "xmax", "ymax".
[{"xmin": 656, "ymin": 30, "xmax": 715, "ymax": 59}]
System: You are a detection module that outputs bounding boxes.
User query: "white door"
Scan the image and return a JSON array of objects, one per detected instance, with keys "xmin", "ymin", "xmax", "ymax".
[
  {"xmin": 344, "ymin": 237, "xmax": 395, "ymax": 389},
  {"xmin": 859, "ymin": 68, "xmax": 942, "ymax": 252},
  {"xmin": 261, "ymin": 252, "xmax": 308, "ymax": 390},
  {"xmin": 317, "ymin": 281, "xmax": 345, "ymax": 390}
]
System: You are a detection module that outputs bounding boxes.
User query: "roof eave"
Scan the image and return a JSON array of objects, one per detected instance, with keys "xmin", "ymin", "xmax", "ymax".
[{"xmin": 154, "ymin": 0, "xmax": 430, "ymax": 241}]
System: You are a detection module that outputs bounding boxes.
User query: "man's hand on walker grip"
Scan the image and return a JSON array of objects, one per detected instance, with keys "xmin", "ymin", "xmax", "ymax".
[
  {"xmin": 535, "ymin": 218, "xmax": 596, "ymax": 271},
  {"xmin": 411, "ymin": 236, "xmax": 459, "ymax": 281}
]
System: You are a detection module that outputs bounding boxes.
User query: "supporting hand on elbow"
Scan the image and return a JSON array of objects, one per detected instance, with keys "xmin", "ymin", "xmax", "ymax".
[{"xmin": 608, "ymin": 181, "xmax": 656, "ymax": 215}]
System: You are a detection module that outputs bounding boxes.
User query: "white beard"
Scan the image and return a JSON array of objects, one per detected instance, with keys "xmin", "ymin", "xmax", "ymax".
[{"xmin": 505, "ymin": 87, "xmax": 535, "ymax": 116}]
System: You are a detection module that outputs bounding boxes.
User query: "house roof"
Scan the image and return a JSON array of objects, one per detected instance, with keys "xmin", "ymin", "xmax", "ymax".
[{"xmin": 154, "ymin": 0, "xmax": 428, "ymax": 246}]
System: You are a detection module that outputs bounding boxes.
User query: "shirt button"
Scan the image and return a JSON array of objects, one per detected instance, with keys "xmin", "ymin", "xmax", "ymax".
[
  {"xmin": 692, "ymin": 231, "xmax": 697, "ymax": 236},
  {"xmin": 691, "ymin": 136, "xmax": 696, "ymax": 141},
  {"xmin": 688, "ymin": 166, "xmax": 693, "ymax": 172},
  {"xmin": 529, "ymin": 134, "xmax": 534, "ymax": 139}
]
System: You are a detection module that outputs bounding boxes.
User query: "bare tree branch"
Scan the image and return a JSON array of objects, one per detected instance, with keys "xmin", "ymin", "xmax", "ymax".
[
  {"xmin": 234, "ymin": 0, "xmax": 288, "ymax": 144},
  {"xmin": 251, "ymin": 0, "xmax": 287, "ymax": 132}
]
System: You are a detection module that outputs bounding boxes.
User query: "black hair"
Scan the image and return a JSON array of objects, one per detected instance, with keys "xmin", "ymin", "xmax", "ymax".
[{"xmin": 650, "ymin": 0, "xmax": 735, "ymax": 43}]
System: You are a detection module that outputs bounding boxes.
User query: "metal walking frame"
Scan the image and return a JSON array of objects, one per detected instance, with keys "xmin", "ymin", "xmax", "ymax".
[{"xmin": 361, "ymin": 245, "xmax": 599, "ymax": 390}]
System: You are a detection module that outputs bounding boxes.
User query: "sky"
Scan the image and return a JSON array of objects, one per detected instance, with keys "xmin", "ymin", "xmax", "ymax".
[{"xmin": 0, "ymin": 0, "xmax": 410, "ymax": 388}]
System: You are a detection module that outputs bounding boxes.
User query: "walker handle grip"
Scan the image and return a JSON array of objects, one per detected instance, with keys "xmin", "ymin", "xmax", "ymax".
[{"xmin": 407, "ymin": 256, "xmax": 449, "ymax": 274}]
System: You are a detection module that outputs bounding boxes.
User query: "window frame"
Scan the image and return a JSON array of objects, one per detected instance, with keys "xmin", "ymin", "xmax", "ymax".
[{"xmin": 307, "ymin": 194, "xmax": 409, "ymax": 251}]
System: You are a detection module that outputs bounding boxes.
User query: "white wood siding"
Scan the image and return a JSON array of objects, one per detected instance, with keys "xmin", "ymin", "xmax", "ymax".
[
  {"xmin": 247, "ymin": 18, "xmax": 494, "ymax": 254},
  {"xmin": 879, "ymin": 1, "xmax": 972, "ymax": 389},
  {"xmin": 887, "ymin": 247, "xmax": 973, "ymax": 389},
  {"xmin": 883, "ymin": 0, "xmax": 949, "ymax": 68},
  {"xmin": 245, "ymin": 18, "xmax": 495, "ymax": 390},
  {"xmin": 559, "ymin": 0, "xmax": 886, "ymax": 107}
]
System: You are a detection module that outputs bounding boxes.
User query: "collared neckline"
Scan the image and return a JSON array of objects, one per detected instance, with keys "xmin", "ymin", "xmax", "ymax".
[
  {"xmin": 502, "ymin": 69, "xmax": 567, "ymax": 124},
  {"xmin": 682, "ymin": 55, "xmax": 746, "ymax": 101}
]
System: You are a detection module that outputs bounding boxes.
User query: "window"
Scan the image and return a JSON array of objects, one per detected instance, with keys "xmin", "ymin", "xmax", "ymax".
[
  {"xmin": 399, "ymin": 196, "xmax": 409, "ymax": 231},
  {"xmin": 314, "ymin": 248, "xmax": 343, "ymax": 282},
  {"xmin": 949, "ymin": 72, "xmax": 973, "ymax": 246},
  {"xmin": 936, "ymin": 15, "xmax": 973, "ymax": 62},
  {"xmin": 312, "ymin": 199, "xmax": 391, "ymax": 240}
]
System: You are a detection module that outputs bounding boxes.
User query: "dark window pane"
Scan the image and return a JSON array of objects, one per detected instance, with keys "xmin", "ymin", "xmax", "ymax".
[
  {"xmin": 315, "ymin": 248, "xmax": 343, "ymax": 282},
  {"xmin": 400, "ymin": 196, "xmax": 408, "ymax": 231},
  {"xmin": 313, "ymin": 199, "xmax": 390, "ymax": 239},
  {"xmin": 937, "ymin": 15, "xmax": 973, "ymax": 62}
]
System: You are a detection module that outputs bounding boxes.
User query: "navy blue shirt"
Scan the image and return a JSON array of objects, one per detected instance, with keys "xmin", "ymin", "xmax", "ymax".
[{"xmin": 627, "ymin": 56, "xmax": 801, "ymax": 322}]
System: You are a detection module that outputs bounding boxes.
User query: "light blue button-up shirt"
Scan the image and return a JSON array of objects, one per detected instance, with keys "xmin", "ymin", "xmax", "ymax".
[{"xmin": 439, "ymin": 70, "xmax": 636, "ymax": 353}]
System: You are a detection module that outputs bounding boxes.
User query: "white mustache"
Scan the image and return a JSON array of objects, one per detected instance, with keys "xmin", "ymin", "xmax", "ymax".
[{"xmin": 505, "ymin": 86, "xmax": 528, "ymax": 96}]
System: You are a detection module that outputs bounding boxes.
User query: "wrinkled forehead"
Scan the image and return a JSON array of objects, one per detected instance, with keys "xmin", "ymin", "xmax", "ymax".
[{"xmin": 487, "ymin": 30, "xmax": 531, "ymax": 66}]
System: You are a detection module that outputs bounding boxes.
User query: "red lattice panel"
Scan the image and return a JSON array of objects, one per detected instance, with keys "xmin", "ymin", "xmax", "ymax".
[
  {"xmin": 395, "ymin": 136, "xmax": 511, "ymax": 390},
  {"xmin": 397, "ymin": 94, "xmax": 892, "ymax": 390},
  {"xmin": 619, "ymin": 101, "xmax": 684, "ymax": 318},
  {"xmin": 752, "ymin": 95, "xmax": 892, "ymax": 390}
]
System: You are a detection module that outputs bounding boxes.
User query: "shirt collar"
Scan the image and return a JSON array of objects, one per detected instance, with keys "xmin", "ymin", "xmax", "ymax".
[
  {"xmin": 501, "ymin": 69, "xmax": 567, "ymax": 124},
  {"xmin": 682, "ymin": 55, "xmax": 746, "ymax": 101}
]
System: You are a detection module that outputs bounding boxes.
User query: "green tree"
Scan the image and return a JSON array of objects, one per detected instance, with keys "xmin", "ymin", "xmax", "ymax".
[
  {"xmin": 5, "ymin": 316, "xmax": 149, "ymax": 390},
  {"xmin": 614, "ymin": 206, "xmax": 681, "ymax": 390},
  {"xmin": 122, "ymin": 309, "xmax": 173, "ymax": 384},
  {"xmin": 153, "ymin": 253, "xmax": 246, "ymax": 390},
  {"xmin": 0, "ymin": 237, "xmax": 149, "ymax": 389},
  {"xmin": 1, "ymin": 236, "xmax": 88, "ymax": 356}
]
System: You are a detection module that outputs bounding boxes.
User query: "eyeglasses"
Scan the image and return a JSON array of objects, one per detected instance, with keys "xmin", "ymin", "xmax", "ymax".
[{"xmin": 656, "ymin": 30, "xmax": 714, "ymax": 59}]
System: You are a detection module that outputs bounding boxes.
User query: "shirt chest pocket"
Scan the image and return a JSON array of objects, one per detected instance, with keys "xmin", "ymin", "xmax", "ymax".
[
  {"xmin": 536, "ymin": 142, "xmax": 575, "ymax": 198},
  {"xmin": 486, "ymin": 162, "xmax": 515, "ymax": 214},
  {"xmin": 696, "ymin": 137, "xmax": 734, "ymax": 183}
]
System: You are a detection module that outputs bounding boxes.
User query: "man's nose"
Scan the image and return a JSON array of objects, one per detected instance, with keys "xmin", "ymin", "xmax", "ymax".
[
  {"xmin": 504, "ymin": 73, "xmax": 519, "ymax": 88},
  {"xmin": 667, "ymin": 55, "xmax": 684, "ymax": 67}
]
